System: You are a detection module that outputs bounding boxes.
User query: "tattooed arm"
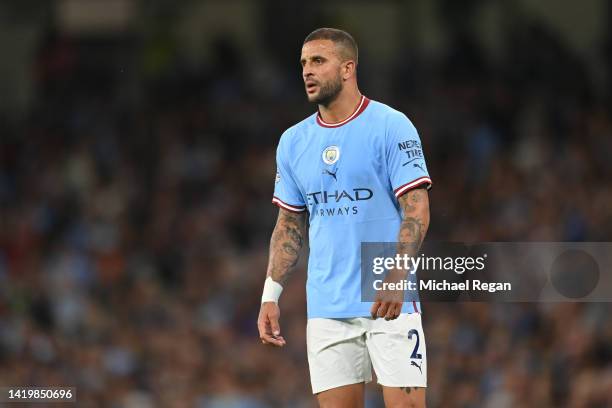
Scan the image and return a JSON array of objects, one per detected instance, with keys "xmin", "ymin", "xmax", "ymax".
[
  {"xmin": 266, "ymin": 208, "xmax": 307, "ymax": 284},
  {"xmin": 397, "ymin": 185, "xmax": 430, "ymax": 258},
  {"xmin": 258, "ymin": 208, "xmax": 307, "ymax": 347},
  {"xmin": 370, "ymin": 185, "xmax": 430, "ymax": 320}
]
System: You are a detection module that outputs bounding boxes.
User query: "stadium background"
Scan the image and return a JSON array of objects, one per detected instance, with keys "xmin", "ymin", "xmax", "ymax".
[{"xmin": 1, "ymin": 0, "xmax": 611, "ymax": 406}]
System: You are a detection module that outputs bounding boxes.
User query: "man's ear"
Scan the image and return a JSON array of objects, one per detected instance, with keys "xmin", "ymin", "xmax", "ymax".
[{"xmin": 342, "ymin": 60, "xmax": 356, "ymax": 80}]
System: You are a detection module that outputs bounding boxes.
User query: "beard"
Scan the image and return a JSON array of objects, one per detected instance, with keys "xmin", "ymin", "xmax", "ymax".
[{"xmin": 309, "ymin": 72, "xmax": 343, "ymax": 106}]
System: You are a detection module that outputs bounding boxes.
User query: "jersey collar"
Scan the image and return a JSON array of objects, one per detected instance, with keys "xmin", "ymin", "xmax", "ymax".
[{"xmin": 316, "ymin": 95, "xmax": 370, "ymax": 128}]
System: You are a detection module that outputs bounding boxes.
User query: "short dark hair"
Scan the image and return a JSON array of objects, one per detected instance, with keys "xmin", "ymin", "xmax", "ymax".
[{"xmin": 304, "ymin": 28, "xmax": 358, "ymax": 65}]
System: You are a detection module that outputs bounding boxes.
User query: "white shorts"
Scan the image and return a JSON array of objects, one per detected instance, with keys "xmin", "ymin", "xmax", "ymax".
[{"xmin": 306, "ymin": 313, "xmax": 427, "ymax": 394}]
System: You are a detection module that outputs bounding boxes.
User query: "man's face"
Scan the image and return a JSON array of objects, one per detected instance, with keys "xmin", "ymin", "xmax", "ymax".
[{"xmin": 301, "ymin": 39, "xmax": 344, "ymax": 106}]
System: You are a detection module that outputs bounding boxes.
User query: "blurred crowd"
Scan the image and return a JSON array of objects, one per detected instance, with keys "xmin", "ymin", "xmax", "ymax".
[{"xmin": 1, "ymin": 8, "xmax": 612, "ymax": 408}]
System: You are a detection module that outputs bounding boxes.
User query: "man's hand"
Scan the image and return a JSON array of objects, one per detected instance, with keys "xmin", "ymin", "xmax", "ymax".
[
  {"xmin": 370, "ymin": 269, "xmax": 406, "ymax": 320},
  {"xmin": 258, "ymin": 302, "xmax": 286, "ymax": 347}
]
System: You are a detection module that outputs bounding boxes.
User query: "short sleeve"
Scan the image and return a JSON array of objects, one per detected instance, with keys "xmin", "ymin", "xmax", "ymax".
[
  {"xmin": 386, "ymin": 113, "xmax": 432, "ymax": 198},
  {"xmin": 272, "ymin": 134, "xmax": 307, "ymax": 213}
]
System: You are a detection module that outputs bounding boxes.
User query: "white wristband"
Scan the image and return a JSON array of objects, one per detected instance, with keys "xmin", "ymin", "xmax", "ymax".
[{"xmin": 261, "ymin": 277, "xmax": 284, "ymax": 303}]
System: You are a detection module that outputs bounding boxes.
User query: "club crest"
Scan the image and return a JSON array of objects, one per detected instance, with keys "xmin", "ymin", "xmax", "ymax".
[{"xmin": 322, "ymin": 145, "xmax": 340, "ymax": 165}]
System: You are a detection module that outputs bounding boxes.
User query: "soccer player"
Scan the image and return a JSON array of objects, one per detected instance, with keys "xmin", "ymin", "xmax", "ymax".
[{"xmin": 257, "ymin": 28, "xmax": 432, "ymax": 408}]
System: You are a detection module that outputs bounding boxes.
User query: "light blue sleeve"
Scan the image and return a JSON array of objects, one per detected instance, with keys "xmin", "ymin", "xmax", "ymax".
[
  {"xmin": 385, "ymin": 112, "xmax": 432, "ymax": 198},
  {"xmin": 272, "ymin": 132, "xmax": 306, "ymax": 212}
]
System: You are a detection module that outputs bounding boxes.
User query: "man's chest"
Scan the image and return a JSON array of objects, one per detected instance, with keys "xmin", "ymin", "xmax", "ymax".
[{"xmin": 290, "ymin": 130, "xmax": 387, "ymax": 202}]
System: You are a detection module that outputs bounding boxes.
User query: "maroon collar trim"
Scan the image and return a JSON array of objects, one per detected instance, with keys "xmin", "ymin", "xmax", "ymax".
[{"xmin": 316, "ymin": 95, "xmax": 370, "ymax": 128}]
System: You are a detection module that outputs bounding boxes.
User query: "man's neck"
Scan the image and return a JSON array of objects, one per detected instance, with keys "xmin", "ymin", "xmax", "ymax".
[{"xmin": 318, "ymin": 88, "xmax": 362, "ymax": 124}]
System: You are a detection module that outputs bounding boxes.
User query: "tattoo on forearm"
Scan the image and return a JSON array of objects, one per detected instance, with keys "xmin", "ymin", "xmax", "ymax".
[{"xmin": 267, "ymin": 209, "xmax": 306, "ymax": 284}]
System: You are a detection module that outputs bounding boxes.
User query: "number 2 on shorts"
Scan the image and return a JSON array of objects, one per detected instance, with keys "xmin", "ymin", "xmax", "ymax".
[{"xmin": 408, "ymin": 328, "xmax": 422, "ymax": 359}]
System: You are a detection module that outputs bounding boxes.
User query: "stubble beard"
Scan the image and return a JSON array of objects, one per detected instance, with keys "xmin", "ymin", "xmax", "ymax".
[{"xmin": 309, "ymin": 73, "xmax": 343, "ymax": 107}]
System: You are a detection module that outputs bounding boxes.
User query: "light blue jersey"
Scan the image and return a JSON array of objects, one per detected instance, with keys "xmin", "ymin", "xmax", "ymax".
[{"xmin": 272, "ymin": 96, "xmax": 432, "ymax": 318}]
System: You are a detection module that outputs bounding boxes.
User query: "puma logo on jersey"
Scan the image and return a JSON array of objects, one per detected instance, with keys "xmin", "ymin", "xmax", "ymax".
[
  {"xmin": 322, "ymin": 169, "xmax": 338, "ymax": 181},
  {"xmin": 410, "ymin": 360, "xmax": 422, "ymax": 374},
  {"xmin": 413, "ymin": 163, "xmax": 426, "ymax": 173}
]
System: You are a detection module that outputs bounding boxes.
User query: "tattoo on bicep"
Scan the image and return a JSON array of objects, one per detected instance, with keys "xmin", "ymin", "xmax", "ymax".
[
  {"xmin": 268, "ymin": 210, "xmax": 306, "ymax": 283},
  {"xmin": 398, "ymin": 186, "xmax": 427, "ymax": 217},
  {"xmin": 401, "ymin": 386, "xmax": 418, "ymax": 395},
  {"xmin": 397, "ymin": 187, "xmax": 429, "ymax": 256}
]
